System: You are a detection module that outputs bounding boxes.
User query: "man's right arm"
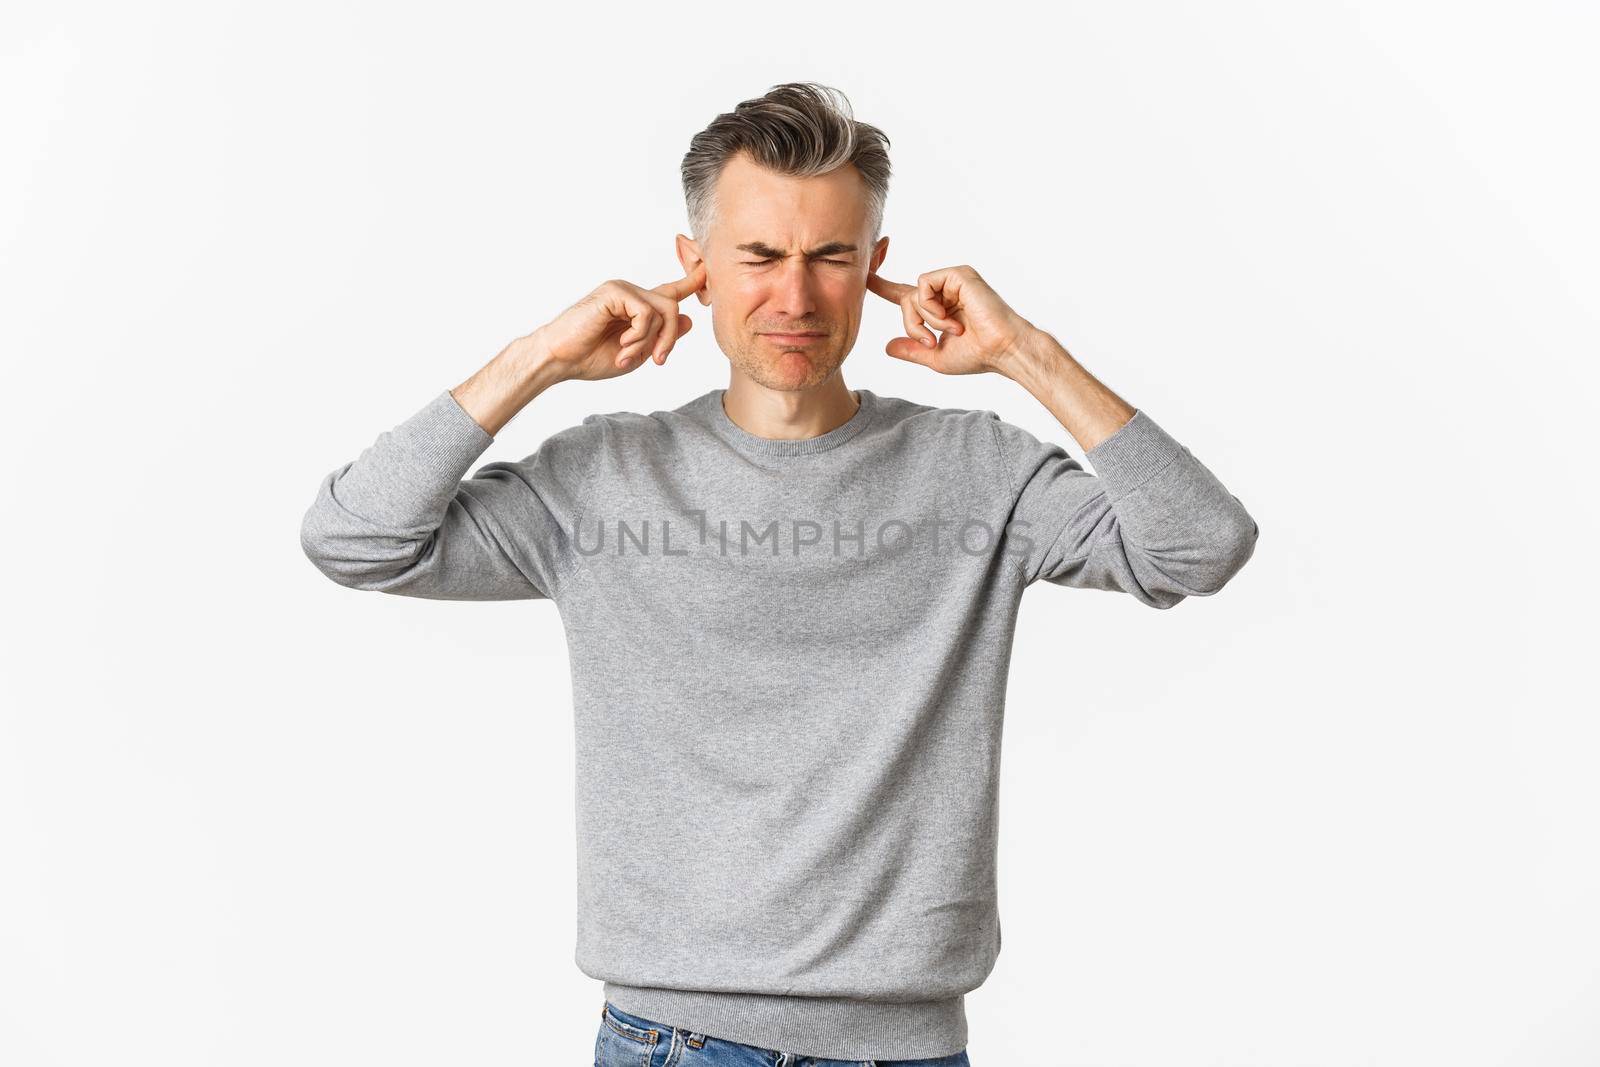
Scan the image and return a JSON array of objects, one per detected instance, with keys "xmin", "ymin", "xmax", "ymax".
[
  {"xmin": 298, "ymin": 266, "xmax": 704, "ymax": 601},
  {"xmin": 298, "ymin": 337, "xmax": 580, "ymax": 601}
]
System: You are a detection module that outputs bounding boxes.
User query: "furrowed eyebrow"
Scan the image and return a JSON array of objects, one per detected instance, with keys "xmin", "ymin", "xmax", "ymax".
[{"xmin": 735, "ymin": 241, "xmax": 859, "ymax": 258}]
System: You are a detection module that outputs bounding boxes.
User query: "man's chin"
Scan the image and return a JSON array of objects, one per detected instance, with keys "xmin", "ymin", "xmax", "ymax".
[{"xmin": 743, "ymin": 353, "xmax": 843, "ymax": 392}]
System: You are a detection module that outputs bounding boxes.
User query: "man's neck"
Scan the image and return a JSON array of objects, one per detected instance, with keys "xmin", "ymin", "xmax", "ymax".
[{"xmin": 720, "ymin": 377, "xmax": 860, "ymax": 442}]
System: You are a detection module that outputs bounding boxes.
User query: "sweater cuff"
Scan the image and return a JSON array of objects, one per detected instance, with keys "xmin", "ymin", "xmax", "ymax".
[
  {"xmin": 412, "ymin": 387, "xmax": 496, "ymax": 478},
  {"xmin": 1084, "ymin": 409, "xmax": 1185, "ymax": 497},
  {"xmin": 332, "ymin": 388, "xmax": 498, "ymax": 529}
]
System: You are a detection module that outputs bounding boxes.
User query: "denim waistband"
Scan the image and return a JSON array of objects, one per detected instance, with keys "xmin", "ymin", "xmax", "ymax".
[{"xmin": 600, "ymin": 981, "xmax": 968, "ymax": 1061}]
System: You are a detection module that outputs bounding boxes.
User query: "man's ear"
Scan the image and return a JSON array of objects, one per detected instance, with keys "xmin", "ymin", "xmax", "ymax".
[
  {"xmin": 675, "ymin": 233, "xmax": 711, "ymax": 306},
  {"xmin": 869, "ymin": 235, "xmax": 890, "ymax": 276}
]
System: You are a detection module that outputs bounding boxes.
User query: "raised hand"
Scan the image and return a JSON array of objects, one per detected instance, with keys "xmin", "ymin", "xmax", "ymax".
[
  {"xmin": 866, "ymin": 264, "xmax": 1034, "ymax": 376},
  {"xmin": 531, "ymin": 262, "xmax": 707, "ymax": 382}
]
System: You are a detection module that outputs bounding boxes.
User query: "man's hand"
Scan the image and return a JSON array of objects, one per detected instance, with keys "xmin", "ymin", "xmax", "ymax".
[
  {"xmin": 531, "ymin": 262, "xmax": 707, "ymax": 382},
  {"xmin": 866, "ymin": 265, "xmax": 1137, "ymax": 453},
  {"xmin": 451, "ymin": 262, "xmax": 707, "ymax": 436},
  {"xmin": 866, "ymin": 264, "xmax": 1034, "ymax": 376}
]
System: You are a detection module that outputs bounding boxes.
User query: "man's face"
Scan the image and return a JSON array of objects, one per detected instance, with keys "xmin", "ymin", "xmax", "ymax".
[{"xmin": 677, "ymin": 152, "xmax": 890, "ymax": 393}]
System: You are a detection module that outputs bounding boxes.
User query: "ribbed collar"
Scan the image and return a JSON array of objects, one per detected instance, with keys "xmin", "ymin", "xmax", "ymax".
[{"xmin": 700, "ymin": 387, "xmax": 877, "ymax": 459}]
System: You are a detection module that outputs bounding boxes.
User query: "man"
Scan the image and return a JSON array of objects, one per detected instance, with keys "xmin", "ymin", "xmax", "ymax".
[{"xmin": 300, "ymin": 82, "xmax": 1259, "ymax": 1066}]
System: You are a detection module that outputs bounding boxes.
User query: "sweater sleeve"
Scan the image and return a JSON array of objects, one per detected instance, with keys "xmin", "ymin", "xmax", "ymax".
[
  {"xmin": 989, "ymin": 409, "xmax": 1259, "ymax": 609},
  {"xmin": 299, "ymin": 388, "xmax": 593, "ymax": 602}
]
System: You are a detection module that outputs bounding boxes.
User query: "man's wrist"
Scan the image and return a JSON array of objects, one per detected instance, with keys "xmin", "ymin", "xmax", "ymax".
[
  {"xmin": 500, "ymin": 331, "xmax": 567, "ymax": 394},
  {"xmin": 993, "ymin": 326, "xmax": 1139, "ymax": 451},
  {"xmin": 452, "ymin": 334, "xmax": 566, "ymax": 437},
  {"xmin": 993, "ymin": 323, "xmax": 1072, "ymax": 390}
]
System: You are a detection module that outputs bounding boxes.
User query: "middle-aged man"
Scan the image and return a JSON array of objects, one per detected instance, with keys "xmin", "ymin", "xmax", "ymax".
[{"xmin": 301, "ymin": 82, "xmax": 1260, "ymax": 1067}]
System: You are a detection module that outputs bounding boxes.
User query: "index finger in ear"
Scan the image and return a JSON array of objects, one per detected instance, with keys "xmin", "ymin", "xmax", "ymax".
[
  {"xmin": 866, "ymin": 271, "xmax": 913, "ymax": 303},
  {"xmin": 654, "ymin": 260, "xmax": 708, "ymax": 302}
]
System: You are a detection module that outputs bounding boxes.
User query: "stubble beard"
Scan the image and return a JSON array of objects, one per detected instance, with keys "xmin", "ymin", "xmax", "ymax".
[{"xmin": 731, "ymin": 334, "xmax": 847, "ymax": 393}]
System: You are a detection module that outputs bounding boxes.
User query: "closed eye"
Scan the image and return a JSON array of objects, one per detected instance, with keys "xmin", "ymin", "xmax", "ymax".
[{"xmin": 742, "ymin": 259, "xmax": 852, "ymax": 266}]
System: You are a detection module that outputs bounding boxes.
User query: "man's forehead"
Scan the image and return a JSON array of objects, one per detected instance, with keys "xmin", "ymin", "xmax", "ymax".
[{"xmin": 711, "ymin": 165, "xmax": 868, "ymax": 252}]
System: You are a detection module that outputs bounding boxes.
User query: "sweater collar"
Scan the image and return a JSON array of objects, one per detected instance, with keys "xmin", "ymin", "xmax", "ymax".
[{"xmin": 703, "ymin": 387, "xmax": 877, "ymax": 459}]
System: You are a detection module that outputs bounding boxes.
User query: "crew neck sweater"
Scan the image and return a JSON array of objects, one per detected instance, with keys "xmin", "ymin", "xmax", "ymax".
[{"xmin": 299, "ymin": 384, "xmax": 1259, "ymax": 1060}]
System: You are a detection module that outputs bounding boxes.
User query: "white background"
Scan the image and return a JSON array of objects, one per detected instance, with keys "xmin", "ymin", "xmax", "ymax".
[{"xmin": 3, "ymin": 2, "xmax": 1595, "ymax": 1065}]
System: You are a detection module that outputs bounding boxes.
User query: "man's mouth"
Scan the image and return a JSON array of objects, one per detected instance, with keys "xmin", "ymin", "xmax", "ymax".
[{"xmin": 762, "ymin": 332, "xmax": 827, "ymax": 344}]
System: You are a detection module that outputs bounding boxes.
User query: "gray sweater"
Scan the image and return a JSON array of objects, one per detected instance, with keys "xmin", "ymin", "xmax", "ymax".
[{"xmin": 299, "ymin": 385, "xmax": 1259, "ymax": 1060}]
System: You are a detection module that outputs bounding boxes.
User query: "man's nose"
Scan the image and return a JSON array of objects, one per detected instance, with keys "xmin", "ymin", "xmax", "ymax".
[{"xmin": 765, "ymin": 260, "xmax": 821, "ymax": 317}]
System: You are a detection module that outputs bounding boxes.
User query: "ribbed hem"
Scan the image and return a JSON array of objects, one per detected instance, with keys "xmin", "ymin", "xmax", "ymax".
[
  {"xmin": 305, "ymin": 387, "xmax": 496, "ymax": 533},
  {"xmin": 428, "ymin": 386, "xmax": 495, "ymax": 452},
  {"xmin": 1083, "ymin": 408, "xmax": 1184, "ymax": 500},
  {"xmin": 601, "ymin": 981, "xmax": 968, "ymax": 1061}
]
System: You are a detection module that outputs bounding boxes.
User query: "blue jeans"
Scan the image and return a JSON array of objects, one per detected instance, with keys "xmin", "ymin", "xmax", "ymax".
[{"xmin": 595, "ymin": 1001, "xmax": 972, "ymax": 1067}]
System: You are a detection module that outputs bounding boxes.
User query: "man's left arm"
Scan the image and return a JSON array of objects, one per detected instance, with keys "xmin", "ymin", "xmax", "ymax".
[
  {"xmin": 993, "ymin": 326, "xmax": 1260, "ymax": 606},
  {"xmin": 867, "ymin": 264, "xmax": 1259, "ymax": 608}
]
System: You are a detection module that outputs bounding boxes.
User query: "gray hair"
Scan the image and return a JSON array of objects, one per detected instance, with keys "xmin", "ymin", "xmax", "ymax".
[{"xmin": 681, "ymin": 82, "xmax": 893, "ymax": 251}]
